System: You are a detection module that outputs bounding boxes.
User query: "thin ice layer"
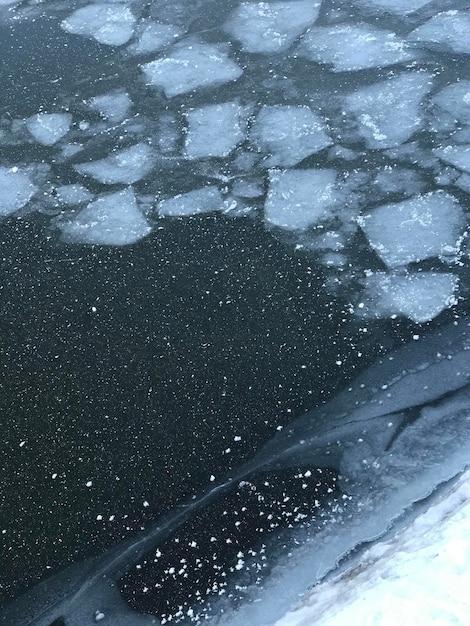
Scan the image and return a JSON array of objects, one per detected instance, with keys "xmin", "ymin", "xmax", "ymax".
[
  {"xmin": 297, "ymin": 25, "xmax": 415, "ymax": 72},
  {"xmin": 157, "ymin": 186, "xmax": 223, "ymax": 216},
  {"xmin": 224, "ymin": 1, "xmax": 321, "ymax": 53},
  {"xmin": 408, "ymin": 11, "xmax": 470, "ymax": 55},
  {"xmin": 344, "ymin": 72, "xmax": 433, "ymax": 149},
  {"xmin": 74, "ymin": 144, "xmax": 155, "ymax": 184},
  {"xmin": 61, "ymin": 4, "xmax": 137, "ymax": 46},
  {"xmin": 26, "ymin": 113, "xmax": 72, "ymax": 146},
  {"xmin": 60, "ymin": 187, "xmax": 151, "ymax": 245},
  {"xmin": 358, "ymin": 191, "xmax": 465, "ymax": 268},
  {"xmin": 141, "ymin": 44, "xmax": 242, "ymax": 97},
  {"xmin": 184, "ymin": 102, "xmax": 245, "ymax": 159},
  {"xmin": 250, "ymin": 105, "xmax": 332, "ymax": 167},
  {"xmin": 265, "ymin": 169, "xmax": 338, "ymax": 230},
  {"xmin": 0, "ymin": 166, "xmax": 37, "ymax": 216}
]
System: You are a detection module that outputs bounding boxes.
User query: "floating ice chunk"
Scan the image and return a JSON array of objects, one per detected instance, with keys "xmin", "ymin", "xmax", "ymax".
[
  {"xmin": 434, "ymin": 145, "xmax": 470, "ymax": 174},
  {"xmin": 54, "ymin": 184, "xmax": 93, "ymax": 205},
  {"xmin": 249, "ymin": 105, "xmax": 332, "ymax": 167},
  {"xmin": 344, "ymin": 73, "xmax": 433, "ymax": 149},
  {"xmin": 25, "ymin": 113, "xmax": 72, "ymax": 146},
  {"xmin": 358, "ymin": 272, "xmax": 458, "ymax": 323},
  {"xmin": 408, "ymin": 11, "xmax": 470, "ymax": 55},
  {"xmin": 297, "ymin": 25, "xmax": 415, "ymax": 72},
  {"xmin": 87, "ymin": 91, "xmax": 132, "ymax": 123},
  {"xmin": 157, "ymin": 186, "xmax": 223, "ymax": 217},
  {"xmin": 184, "ymin": 102, "xmax": 245, "ymax": 159},
  {"xmin": 60, "ymin": 188, "xmax": 151, "ymax": 245},
  {"xmin": 141, "ymin": 44, "xmax": 242, "ymax": 97},
  {"xmin": 61, "ymin": 4, "xmax": 136, "ymax": 46},
  {"xmin": 353, "ymin": 0, "xmax": 434, "ymax": 15},
  {"xmin": 224, "ymin": 1, "xmax": 321, "ymax": 53},
  {"xmin": 0, "ymin": 166, "xmax": 37, "ymax": 216},
  {"xmin": 127, "ymin": 20, "xmax": 183, "ymax": 56},
  {"xmin": 265, "ymin": 169, "xmax": 338, "ymax": 230},
  {"xmin": 358, "ymin": 191, "xmax": 465, "ymax": 268},
  {"xmin": 373, "ymin": 167, "xmax": 425, "ymax": 196},
  {"xmin": 74, "ymin": 144, "xmax": 155, "ymax": 184},
  {"xmin": 432, "ymin": 81, "xmax": 470, "ymax": 126}
]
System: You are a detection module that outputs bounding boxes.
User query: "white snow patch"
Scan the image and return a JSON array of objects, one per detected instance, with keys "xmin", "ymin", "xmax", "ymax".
[
  {"xmin": 184, "ymin": 102, "xmax": 245, "ymax": 159},
  {"xmin": 74, "ymin": 143, "xmax": 155, "ymax": 184},
  {"xmin": 0, "ymin": 166, "xmax": 37, "ymax": 216},
  {"xmin": 224, "ymin": 1, "xmax": 321, "ymax": 53},
  {"xmin": 141, "ymin": 44, "xmax": 242, "ymax": 98},
  {"xmin": 297, "ymin": 25, "xmax": 415, "ymax": 72},
  {"xmin": 408, "ymin": 11, "xmax": 470, "ymax": 55},
  {"xmin": 61, "ymin": 4, "xmax": 137, "ymax": 46},
  {"xmin": 157, "ymin": 186, "xmax": 223, "ymax": 217},
  {"xmin": 26, "ymin": 113, "xmax": 72, "ymax": 146},
  {"xmin": 59, "ymin": 187, "xmax": 151, "ymax": 245}
]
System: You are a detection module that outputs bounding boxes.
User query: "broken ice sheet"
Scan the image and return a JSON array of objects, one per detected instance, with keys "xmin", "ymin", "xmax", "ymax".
[
  {"xmin": 61, "ymin": 3, "xmax": 137, "ymax": 46},
  {"xmin": 408, "ymin": 11, "xmax": 470, "ymax": 55},
  {"xmin": 25, "ymin": 113, "xmax": 72, "ymax": 146},
  {"xmin": 358, "ymin": 191, "xmax": 465, "ymax": 269}
]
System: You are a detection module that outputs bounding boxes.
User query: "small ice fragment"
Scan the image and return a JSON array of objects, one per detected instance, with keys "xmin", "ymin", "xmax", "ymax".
[
  {"xmin": 265, "ymin": 169, "xmax": 338, "ymax": 230},
  {"xmin": 158, "ymin": 187, "xmax": 223, "ymax": 217},
  {"xmin": 184, "ymin": 102, "xmax": 245, "ymax": 159},
  {"xmin": 0, "ymin": 166, "xmax": 37, "ymax": 216},
  {"xmin": 26, "ymin": 113, "xmax": 72, "ymax": 146},
  {"xmin": 224, "ymin": 1, "xmax": 321, "ymax": 53},
  {"xmin": 61, "ymin": 4, "xmax": 136, "ymax": 46},
  {"xmin": 127, "ymin": 20, "xmax": 183, "ymax": 56},
  {"xmin": 54, "ymin": 184, "xmax": 93, "ymax": 205},
  {"xmin": 141, "ymin": 44, "xmax": 242, "ymax": 97},
  {"xmin": 74, "ymin": 143, "xmax": 155, "ymax": 184},
  {"xmin": 60, "ymin": 187, "xmax": 151, "ymax": 246},
  {"xmin": 250, "ymin": 105, "xmax": 332, "ymax": 167},
  {"xmin": 87, "ymin": 91, "xmax": 132, "ymax": 123},
  {"xmin": 408, "ymin": 11, "xmax": 470, "ymax": 55}
]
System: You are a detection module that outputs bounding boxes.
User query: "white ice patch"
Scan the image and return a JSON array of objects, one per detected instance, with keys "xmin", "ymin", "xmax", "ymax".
[
  {"xmin": 59, "ymin": 187, "xmax": 151, "ymax": 245},
  {"xmin": 141, "ymin": 44, "xmax": 242, "ymax": 98},
  {"xmin": 358, "ymin": 272, "xmax": 459, "ymax": 323},
  {"xmin": 224, "ymin": 1, "xmax": 321, "ymax": 53},
  {"xmin": 26, "ymin": 113, "xmax": 72, "ymax": 146},
  {"xmin": 296, "ymin": 25, "xmax": 415, "ymax": 72},
  {"xmin": 434, "ymin": 145, "xmax": 470, "ymax": 175},
  {"xmin": 127, "ymin": 20, "xmax": 183, "ymax": 56},
  {"xmin": 344, "ymin": 72, "xmax": 433, "ymax": 149},
  {"xmin": 265, "ymin": 169, "xmax": 338, "ymax": 231},
  {"xmin": 55, "ymin": 184, "xmax": 93, "ymax": 205},
  {"xmin": 358, "ymin": 191, "xmax": 465, "ymax": 268},
  {"xmin": 352, "ymin": 0, "xmax": 434, "ymax": 15},
  {"xmin": 408, "ymin": 11, "xmax": 470, "ymax": 55},
  {"xmin": 184, "ymin": 102, "xmax": 245, "ymax": 159},
  {"xmin": 0, "ymin": 166, "xmax": 37, "ymax": 216},
  {"xmin": 157, "ymin": 186, "xmax": 223, "ymax": 217},
  {"xmin": 87, "ymin": 91, "xmax": 132, "ymax": 123},
  {"xmin": 74, "ymin": 143, "xmax": 155, "ymax": 184},
  {"xmin": 61, "ymin": 4, "xmax": 137, "ymax": 46},
  {"xmin": 432, "ymin": 81, "xmax": 470, "ymax": 126},
  {"xmin": 250, "ymin": 105, "xmax": 332, "ymax": 167}
]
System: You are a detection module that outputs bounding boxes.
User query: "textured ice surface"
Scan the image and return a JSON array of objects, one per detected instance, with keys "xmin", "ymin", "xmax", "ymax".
[
  {"xmin": 224, "ymin": 1, "xmax": 321, "ymax": 53},
  {"xmin": 344, "ymin": 73, "xmax": 433, "ymax": 149},
  {"xmin": 25, "ymin": 113, "xmax": 72, "ymax": 146},
  {"xmin": 358, "ymin": 272, "xmax": 459, "ymax": 323},
  {"xmin": 87, "ymin": 91, "xmax": 132, "ymax": 123},
  {"xmin": 0, "ymin": 166, "xmax": 37, "ymax": 216},
  {"xmin": 61, "ymin": 4, "xmax": 137, "ymax": 46},
  {"xmin": 127, "ymin": 20, "xmax": 182, "ymax": 56},
  {"xmin": 59, "ymin": 187, "xmax": 151, "ymax": 245},
  {"xmin": 432, "ymin": 81, "xmax": 470, "ymax": 126},
  {"xmin": 297, "ymin": 25, "xmax": 415, "ymax": 72},
  {"xmin": 55, "ymin": 184, "xmax": 93, "ymax": 205},
  {"xmin": 141, "ymin": 43, "xmax": 243, "ymax": 97},
  {"xmin": 74, "ymin": 143, "xmax": 155, "ymax": 184},
  {"xmin": 434, "ymin": 145, "xmax": 470, "ymax": 174},
  {"xmin": 157, "ymin": 186, "xmax": 223, "ymax": 216},
  {"xmin": 358, "ymin": 191, "xmax": 465, "ymax": 268},
  {"xmin": 408, "ymin": 11, "xmax": 470, "ymax": 55},
  {"xmin": 265, "ymin": 169, "xmax": 338, "ymax": 230},
  {"xmin": 250, "ymin": 105, "xmax": 332, "ymax": 167},
  {"xmin": 184, "ymin": 102, "xmax": 245, "ymax": 159},
  {"xmin": 353, "ymin": 0, "xmax": 435, "ymax": 15}
]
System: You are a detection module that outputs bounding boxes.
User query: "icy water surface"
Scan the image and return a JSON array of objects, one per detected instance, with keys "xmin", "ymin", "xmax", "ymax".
[{"xmin": 1, "ymin": 1, "xmax": 470, "ymax": 624}]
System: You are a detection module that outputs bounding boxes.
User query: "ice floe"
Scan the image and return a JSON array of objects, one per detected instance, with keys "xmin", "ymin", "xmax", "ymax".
[
  {"xmin": 54, "ymin": 184, "xmax": 93, "ymax": 206},
  {"xmin": 87, "ymin": 91, "xmax": 132, "ymax": 123},
  {"xmin": 408, "ymin": 11, "xmax": 470, "ymax": 55},
  {"xmin": 74, "ymin": 143, "xmax": 155, "ymax": 184},
  {"xmin": 25, "ymin": 113, "xmax": 72, "ymax": 146},
  {"xmin": 184, "ymin": 102, "xmax": 245, "ymax": 159},
  {"xmin": 127, "ymin": 20, "xmax": 183, "ymax": 56},
  {"xmin": 353, "ymin": 0, "xmax": 435, "ymax": 15},
  {"xmin": 0, "ymin": 166, "xmax": 37, "ymax": 216},
  {"xmin": 432, "ymin": 80, "xmax": 470, "ymax": 126},
  {"xmin": 434, "ymin": 145, "xmax": 470, "ymax": 175},
  {"xmin": 61, "ymin": 3, "xmax": 137, "ymax": 46},
  {"xmin": 157, "ymin": 186, "xmax": 223, "ymax": 217}
]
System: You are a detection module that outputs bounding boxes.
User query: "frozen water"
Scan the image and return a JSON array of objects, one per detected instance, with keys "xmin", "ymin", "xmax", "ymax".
[
  {"xmin": 61, "ymin": 4, "xmax": 137, "ymax": 46},
  {"xmin": 157, "ymin": 186, "xmax": 223, "ymax": 217},
  {"xmin": 434, "ymin": 144, "xmax": 470, "ymax": 174},
  {"xmin": 54, "ymin": 184, "xmax": 93, "ymax": 205},
  {"xmin": 87, "ymin": 91, "xmax": 132, "ymax": 123},
  {"xmin": 224, "ymin": 1, "xmax": 321, "ymax": 54},
  {"xmin": 249, "ymin": 105, "xmax": 332, "ymax": 167},
  {"xmin": 408, "ymin": 11, "xmax": 470, "ymax": 55},
  {"xmin": 432, "ymin": 80, "xmax": 470, "ymax": 126},
  {"xmin": 0, "ymin": 166, "xmax": 37, "ymax": 216},
  {"xmin": 127, "ymin": 20, "xmax": 183, "ymax": 56},
  {"xmin": 344, "ymin": 73, "xmax": 433, "ymax": 149},
  {"xmin": 352, "ymin": 0, "xmax": 435, "ymax": 15},
  {"xmin": 25, "ymin": 112, "xmax": 72, "ymax": 146},
  {"xmin": 296, "ymin": 25, "xmax": 415, "ymax": 72},
  {"xmin": 59, "ymin": 187, "xmax": 151, "ymax": 245},
  {"xmin": 74, "ymin": 143, "xmax": 155, "ymax": 184},
  {"xmin": 265, "ymin": 169, "xmax": 338, "ymax": 230},
  {"xmin": 184, "ymin": 102, "xmax": 245, "ymax": 159},
  {"xmin": 141, "ymin": 43, "xmax": 243, "ymax": 97},
  {"xmin": 358, "ymin": 191, "xmax": 465, "ymax": 268},
  {"xmin": 358, "ymin": 272, "xmax": 459, "ymax": 323}
]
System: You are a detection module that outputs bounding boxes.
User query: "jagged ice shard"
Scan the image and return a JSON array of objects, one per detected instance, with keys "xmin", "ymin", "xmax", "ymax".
[{"xmin": 0, "ymin": 0, "xmax": 470, "ymax": 625}]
